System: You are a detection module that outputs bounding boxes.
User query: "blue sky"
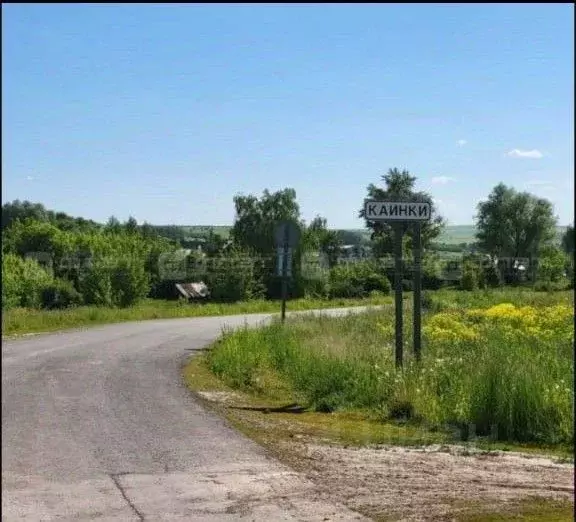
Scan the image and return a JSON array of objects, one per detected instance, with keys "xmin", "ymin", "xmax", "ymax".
[{"xmin": 2, "ymin": 3, "xmax": 574, "ymax": 228}]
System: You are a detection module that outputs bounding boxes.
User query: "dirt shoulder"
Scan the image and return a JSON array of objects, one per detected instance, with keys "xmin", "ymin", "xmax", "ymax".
[{"xmin": 184, "ymin": 357, "xmax": 575, "ymax": 522}]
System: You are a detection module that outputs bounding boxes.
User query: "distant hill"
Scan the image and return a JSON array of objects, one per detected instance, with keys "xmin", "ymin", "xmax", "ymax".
[
  {"xmin": 437, "ymin": 225, "xmax": 477, "ymax": 244},
  {"xmin": 160, "ymin": 224, "xmax": 567, "ymax": 246}
]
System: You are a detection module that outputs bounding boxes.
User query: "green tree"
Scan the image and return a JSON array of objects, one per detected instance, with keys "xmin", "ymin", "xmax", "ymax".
[
  {"xmin": 475, "ymin": 184, "xmax": 557, "ymax": 282},
  {"xmin": 231, "ymin": 188, "xmax": 302, "ymax": 255},
  {"xmin": 231, "ymin": 188, "xmax": 303, "ymax": 298},
  {"xmin": 204, "ymin": 247, "xmax": 265, "ymax": 301},
  {"xmin": 304, "ymin": 216, "xmax": 343, "ymax": 269},
  {"xmin": 124, "ymin": 216, "xmax": 139, "ymax": 234},
  {"xmin": 203, "ymin": 228, "xmax": 228, "ymax": 256},
  {"xmin": 2, "ymin": 253, "xmax": 54, "ymax": 309},
  {"xmin": 359, "ymin": 168, "xmax": 444, "ymax": 257},
  {"xmin": 105, "ymin": 216, "xmax": 123, "ymax": 234},
  {"xmin": 79, "ymin": 256, "xmax": 150, "ymax": 307},
  {"xmin": 561, "ymin": 224, "xmax": 574, "ymax": 255},
  {"xmin": 2, "ymin": 218, "xmax": 73, "ymax": 272},
  {"xmin": 2, "ymin": 200, "xmax": 49, "ymax": 229},
  {"xmin": 140, "ymin": 221, "xmax": 158, "ymax": 239},
  {"xmin": 538, "ymin": 245, "xmax": 568, "ymax": 284}
]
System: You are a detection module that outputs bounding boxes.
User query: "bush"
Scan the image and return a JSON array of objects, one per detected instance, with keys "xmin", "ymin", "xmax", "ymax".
[
  {"xmin": 533, "ymin": 279, "xmax": 570, "ymax": 292},
  {"xmin": 299, "ymin": 276, "xmax": 330, "ymax": 299},
  {"xmin": 460, "ymin": 262, "xmax": 479, "ymax": 291},
  {"xmin": 110, "ymin": 258, "xmax": 151, "ymax": 307},
  {"xmin": 204, "ymin": 249, "xmax": 265, "ymax": 302},
  {"xmin": 538, "ymin": 246, "xmax": 569, "ymax": 284},
  {"xmin": 40, "ymin": 279, "xmax": 83, "ymax": 309},
  {"xmin": 78, "ymin": 258, "xmax": 114, "ymax": 306},
  {"xmin": 482, "ymin": 262, "xmax": 502, "ymax": 288},
  {"xmin": 329, "ymin": 261, "xmax": 391, "ymax": 298},
  {"xmin": 2, "ymin": 253, "xmax": 54, "ymax": 309},
  {"xmin": 79, "ymin": 256, "xmax": 150, "ymax": 307}
]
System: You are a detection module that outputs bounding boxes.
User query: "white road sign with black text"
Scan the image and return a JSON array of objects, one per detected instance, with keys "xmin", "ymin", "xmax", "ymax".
[{"xmin": 364, "ymin": 201, "xmax": 431, "ymax": 221}]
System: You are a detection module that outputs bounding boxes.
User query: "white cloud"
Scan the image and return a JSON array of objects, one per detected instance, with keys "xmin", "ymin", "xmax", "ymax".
[
  {"xmin": 506, "ymin": 149, "xmax": 544, "ymax": 159},
  {"xmin": 26, "ymin": 176, "xmax": 35, "ymax": 181},
  {"xmin": 431, "ymin": 176, "xmax": 456, "ymax": 185},
  {"xmin": 457, "ymin": 139, "xmax": 467, "ymax": 147}
]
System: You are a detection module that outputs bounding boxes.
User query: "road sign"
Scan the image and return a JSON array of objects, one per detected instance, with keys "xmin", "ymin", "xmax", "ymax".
[
  {"xmin": 285, "ymin": 248, "xmax": 293, "ymax": 277},
  {"xmin": 364, "ymin": 201, "xmax": 431, "ymax": 221},
  {"xmin": 275, "ymin": 223, "xmax": 299, "ymax": 323},
  {"xmin": 276, "ymin": 246, "xmax": 294, "ymax": 278},
  {"xmin": 364, "ymin": 201, "xmax": 430, "ymax": 367},
  {"xmin": 275, "ymin": 221, "xmax": 301, "ymax": 248},
  {"xmin": 276, "ymin": 247, "xmax": 285, "ymax": 277}
]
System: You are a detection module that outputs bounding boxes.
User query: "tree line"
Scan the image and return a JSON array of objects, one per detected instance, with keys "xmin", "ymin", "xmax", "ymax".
[{"xmin": 2, "ymin": 168, "xmax": 573, "ymax": 310}]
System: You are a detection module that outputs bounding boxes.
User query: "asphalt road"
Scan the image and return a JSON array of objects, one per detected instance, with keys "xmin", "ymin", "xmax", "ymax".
[{"xmin": 2, "ymin": 308, "xmax": 374, "ymax": 521}]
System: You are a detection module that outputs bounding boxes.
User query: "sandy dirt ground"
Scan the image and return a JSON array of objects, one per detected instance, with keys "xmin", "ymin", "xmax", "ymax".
[
  {"xmin": 278, "ymin": 439, "xmax": 574, "ymax": 521},
  {"xmin": 198, "ymin": 391, "xmax": 575, "ymax": 521}
]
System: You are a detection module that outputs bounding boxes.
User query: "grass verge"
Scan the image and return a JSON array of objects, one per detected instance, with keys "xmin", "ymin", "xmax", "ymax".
[
  {"xmin": 183, "ymin": 353, "xmax": 573, "ymax": 521},
  {"xmin": 183, "ymin": 353, "xmax": 573, "ymax": 460},
  {"xmin": 206, "ymin": 301, "xmax": 573, "ymax": 447},
  {"xmin": 2, "ymin": 294, "xmax": 393, "ymax": 338},
  {"xmin": 452, "ymin": 497, "xmax": 575, "ymax": 521}
]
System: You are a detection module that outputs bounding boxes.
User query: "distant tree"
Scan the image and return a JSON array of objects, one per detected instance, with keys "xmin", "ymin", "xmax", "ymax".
[
  {"xmin": 304, "ymin": 215, "xmax": 342, "ymax": 268},
  {"xmin": 2, "ymin": 219, "xmax": 71, "ymax": 265},
  {"xmin": 475, "ymin": 184, "xmax": 557, "ymax": 282},
  {"xmin": 124, "ymin": 216, "xmax": 138, "ymax": 234},
  {"xmin": 337, "ymin": 229, "xmax": 367, "ymax": 246},
  {"xmin": 140, "ymin": 222, "xmax": 158, "ymax": 239},
  {"xmin": 203, "ymin": 228, "xmax": 228, "ymax": 256},
  {"xmin": 2, "ymin": 200, "xmax": 49, "ymax": 229},
  {"xmin": 231, "ymin": 188, "xmax": 303, "ymax": 298},
  {"xmin": 105, "ymin": 216, "xmax": 123, "ymax": 234},
  {"xmin": 359, "ymin": 168, "xmax": 444, "ymax": 257},
  {"xmin": 231, "ymin": 188, "xmax": 302, "ymax": 255}
]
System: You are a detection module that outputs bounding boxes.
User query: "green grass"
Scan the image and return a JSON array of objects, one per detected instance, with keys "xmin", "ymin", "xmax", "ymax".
[
  {"xmin": 204, "ymin": 289, "xmax": 574, "ymax": 449},
  {"xmin": 453, "ymin": 497, "xmax": 575, "ymax": 521},
  {"xmin": 425, "ymin": 288, "xmax": 574, "ymax": 311},
  {"xmin": 184, "ymin": 355, "xmax": 573, "ymax": 522},
  {"xmin": 2, "ymin": 295, "xmax": 393, "ymax": 338}
]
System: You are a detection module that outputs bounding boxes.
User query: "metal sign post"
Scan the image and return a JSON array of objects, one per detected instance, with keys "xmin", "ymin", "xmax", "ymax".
[
  {"xmin": 281, "ymin": 259, "xmax": 288, "ymax": 323},
  {"xmin": 364, "ymin": 200, "xmax": 431, "ymax": 367},
  {"xmin": 413, "ymin": 222, "xmax": 422, "ymax": 362},
  {"xmin": 393, "ymin": 224, "xmax": 404, "ymax": 368},
  {"xmin": 275, "ymin": 221, "xmax": 301, "ymax": 324}
]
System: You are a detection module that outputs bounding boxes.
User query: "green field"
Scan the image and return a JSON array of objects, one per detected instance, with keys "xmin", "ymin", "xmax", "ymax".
[{"xmin": 178, "ymin": 225, "xmax": 568, "ymax": 246}]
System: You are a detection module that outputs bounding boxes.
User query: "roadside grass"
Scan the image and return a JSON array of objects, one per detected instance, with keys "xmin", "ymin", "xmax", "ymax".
[
  {"xmin": 195, "ymin": 289, "xmax": 574, "ymax": 451},
  {"xmin": 2, "ymin": 294, "xmax": 393, "ymax": 337},
  {"xmin": 424, "ymin": 288, "xmax": 574, "ymax": 312},
  {"xmin": 184, "ymin": 353, "xmax": 573, "ymax": 520},
  {"xmin": 183, "ymin": 352, "xmax": 573, "ymax": 461},
  {"xmin": 183, "ymin": 289, "xmax": 573, "ymax": 521},
  {"xmin": 450, "ymin": 497, "xmax": 575, "ymax": 522}
]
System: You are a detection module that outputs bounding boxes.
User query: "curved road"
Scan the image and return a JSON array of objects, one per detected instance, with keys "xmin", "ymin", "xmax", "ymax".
[{"xmin": 2, "ymin": 308, "xmax": 373, "ymax": 521}]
